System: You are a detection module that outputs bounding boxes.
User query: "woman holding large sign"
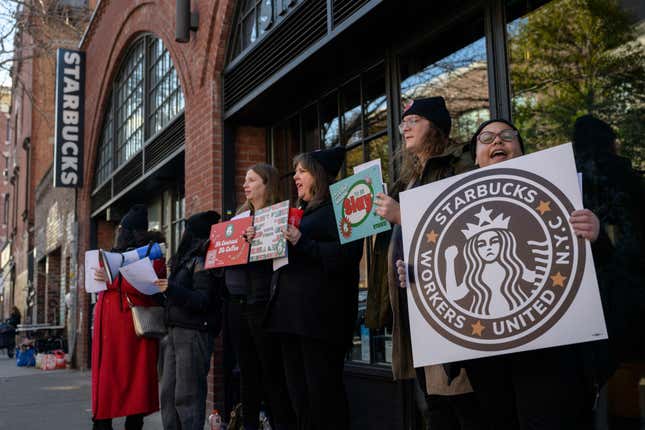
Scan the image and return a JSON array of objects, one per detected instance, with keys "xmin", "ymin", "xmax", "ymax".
[
  {"xmin": 265, "ymin": 147, "xmax": 363, "ymax": 430},
  {"xmin": 374, "ymin": 96, "xmax": 483, "ymax": 430},
  {"xmin": 224, "ymin": 163, "xmax": 295, "ymax": 430},
  {"xmin": 397, "ymin": 119, "xmax": 606, "ymax": 430}
]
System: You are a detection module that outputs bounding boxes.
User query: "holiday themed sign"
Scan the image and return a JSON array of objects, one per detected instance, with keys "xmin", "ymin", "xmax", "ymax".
[
  {"xmin": 330, "ymin": 165, "xmax": 391, "ymax": 244},
  {"xmin": 204, "ymin": 217, "xmax": 253, "ymax": 269},
  {"xmin": 400, "ymin": 144, "xmax": 606, "ymax": 366},
  {"xmin": 249, "ymin": 200, "xmax": 289, "ymax": 262}
]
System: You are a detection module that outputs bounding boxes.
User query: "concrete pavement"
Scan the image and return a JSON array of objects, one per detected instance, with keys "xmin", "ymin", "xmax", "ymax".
[{"xmin": 0, "ymin": 350, "xmax": 163, "ymax": 430}]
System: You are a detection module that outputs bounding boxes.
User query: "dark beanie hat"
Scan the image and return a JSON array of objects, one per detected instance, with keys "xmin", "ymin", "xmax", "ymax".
[
  {"xmin": 402, "ymin": 96, "xmax": 452, "ymax": 135},
  {"xmin": 470, "ymin": 118, "xmax": 525, "ymax": 161},
  {"xmin": 185, "ymin": 210, "xmax": 221, "ymax": 239},
  {"xmin": 572, "ymin": 114, "xmax": 615, "ymax": 154},
  {"xmin": 310, "ymin": 146, "xmax": 346, "ymax": 178},
  {"xmin": 121, "ymin": 204, "xmax": 148, "ymax": 232}
]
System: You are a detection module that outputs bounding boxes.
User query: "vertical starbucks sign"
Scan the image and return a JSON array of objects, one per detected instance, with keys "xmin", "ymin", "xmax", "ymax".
[
  {"xmin": 53, "ymin": 48, "xmax": 85, "ymax": 188},
  {"xmin": 400, "ymin": 144, "xmax": 607, "ymax": 366}
]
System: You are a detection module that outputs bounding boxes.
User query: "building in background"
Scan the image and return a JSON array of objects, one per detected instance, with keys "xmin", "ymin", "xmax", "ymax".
[{"xmin": 3, "ymin": 0, "xmax": 93, "ymax": 354}]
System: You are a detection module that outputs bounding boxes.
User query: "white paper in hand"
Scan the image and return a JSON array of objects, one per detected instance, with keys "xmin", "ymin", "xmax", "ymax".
[
  {"xmin": 84, "ymin": 250, "xmax": 107, "ymax": 293},
  {"xmin": 118, "ymin": 257, "xmax": 160, "ymax": 295}
]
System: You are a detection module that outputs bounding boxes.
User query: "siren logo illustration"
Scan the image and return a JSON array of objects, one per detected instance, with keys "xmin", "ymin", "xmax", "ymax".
[
  {"xmin": 225, "ymin": 224, "xmax": 234, "ymax": 238},
  {"xmin": 339, "ymin": 179, "xmax": 374, "ymax": 238},
  {"xmin": 408, "ymin": 168, "xmax": 585, "ymax": 351}
]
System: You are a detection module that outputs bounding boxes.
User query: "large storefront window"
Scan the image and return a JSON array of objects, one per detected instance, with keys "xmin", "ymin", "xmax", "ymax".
[
  {"xmin": 507, "ymin": 0, "xmax": 645, "ymax": 427},
  {"xmin": 507, "ymin": 0, "xmax": 644, "ymax": 169},
  {"xmin": 400, "ymin": 15, "xmax": 489, "ymax": 144}
]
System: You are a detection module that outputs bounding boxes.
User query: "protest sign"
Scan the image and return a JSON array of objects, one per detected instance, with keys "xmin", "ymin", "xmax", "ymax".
[
  {"xmin": 249, "ymin": 200, "xmax": 289, "ymax": 262},
  {"xmin": 330, "ymin": 164, "xmax": 391, "ymax": 244},
  {"xmin": 400, "ymin": 144, "xmax": 607, "ymax": 366},
  {"xmin": 204, "ymin": 217, "xmax": 253, "ymax": 269}
]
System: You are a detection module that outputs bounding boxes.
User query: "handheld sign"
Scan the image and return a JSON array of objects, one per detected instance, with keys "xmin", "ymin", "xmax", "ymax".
[
  {"xmin": 204, "ymin": 217, "xmax": 253, "ymax": 269},
  {"xmin": 330, "ymin": 164, "xmax": 391, "ymax": 244},
  {"xmin": 400, "ymin": 144, "xmax": 606, "ymax": 366},
  {"xmin": 249, "ymin": 200, "xmax": 289, "ymax": 262}
]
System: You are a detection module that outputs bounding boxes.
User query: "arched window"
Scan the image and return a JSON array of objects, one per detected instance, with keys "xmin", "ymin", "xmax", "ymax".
[{"xmin": 93, "ymin": 35, "xmax": 184, "ymax": 191}]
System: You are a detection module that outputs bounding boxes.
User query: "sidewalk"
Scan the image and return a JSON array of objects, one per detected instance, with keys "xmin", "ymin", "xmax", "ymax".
[{"xmin": 0, "ymin": 350, "xmax": 163, "ymax": 430}]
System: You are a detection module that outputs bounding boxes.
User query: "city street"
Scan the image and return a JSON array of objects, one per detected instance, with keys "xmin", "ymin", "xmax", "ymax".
[{"xmin": 0, "ymin": 351, "xmax": 163, "ymax": 430}]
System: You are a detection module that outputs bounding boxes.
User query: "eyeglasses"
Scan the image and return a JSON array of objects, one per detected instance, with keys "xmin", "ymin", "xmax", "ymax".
[
  {"xmin": 398, "ymin": 117, "xmax": 422, "ymax": 134},
  {"xmin": 477, "ymin": 129, "xmax": 519, "ymax": 144}
]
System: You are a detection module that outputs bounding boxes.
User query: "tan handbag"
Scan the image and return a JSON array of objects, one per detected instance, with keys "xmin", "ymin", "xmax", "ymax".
[{"xmin": 126, "ymin": 294, "xmax": 167, "ymax": 338}]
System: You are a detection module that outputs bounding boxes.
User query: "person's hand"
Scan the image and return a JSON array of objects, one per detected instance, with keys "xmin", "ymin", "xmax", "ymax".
[
  {"xmin": 283, "ymin": 224, "xmax": 302, "ymax": 245},
  {"xmin": 374, "ymin": 193, "xmax": 401, "ymax": 225},
  {"xmin": 570, "ymin": 209, "xmax": 600, "ymax": 242},
  {"xmin": 154, "ymin": 279, "xmax": 169, "ymax": 293},
  {"xmin": 93, "ymin": 267, "xmax": 106, "ymax": 282},
  {"xmin": 243, "ymin": 226, "xmax": 256, "ymax": 243},
  {"xmin": 396, "ymin": 259, "xmax": 408, "ymax": 289}
]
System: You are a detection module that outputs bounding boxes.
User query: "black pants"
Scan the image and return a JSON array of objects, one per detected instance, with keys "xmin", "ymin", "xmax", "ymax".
[
  {"xmin": 465, "ymin": 345, "xmax": 592, "ymax": 430},
  {"xmin": 279, "ymin": 334, "xmax": 349, "ymax": 430},
  {"xmin": 92, "ymin": 414, "xmax": 143, "ymax": 430},
  {"xmin": 426, "ymin": 393, "xmax": 485, "ymax": 430},
  {"xmin": 416, "ymin": 367, "xmax": 486, "ymax": 430},
  {"xmin": 228, "ymin": 302, "xmax": 295, "ymax": 429}
]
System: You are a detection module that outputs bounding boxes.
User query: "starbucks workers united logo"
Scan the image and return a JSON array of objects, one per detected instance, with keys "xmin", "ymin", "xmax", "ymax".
[{"xmin": 408, "ymin": 168, "xmax": 585, "ymax": 351}]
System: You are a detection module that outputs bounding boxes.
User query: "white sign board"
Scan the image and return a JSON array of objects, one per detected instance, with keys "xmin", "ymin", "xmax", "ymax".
[{"xmin": 400, "ymin": 144, "xmax": 607, "ymax": 366}]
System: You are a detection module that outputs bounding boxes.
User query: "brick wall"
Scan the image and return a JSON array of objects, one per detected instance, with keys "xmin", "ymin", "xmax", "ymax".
[{"xmin": 234, "ymin": 127, "xmax": 268, "ymax": 208}]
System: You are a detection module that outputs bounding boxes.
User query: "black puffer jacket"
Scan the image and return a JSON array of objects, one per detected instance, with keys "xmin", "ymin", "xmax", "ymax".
[
  {"xmin": 265, "ymin": 200, "xmax": 363, "ymax": 347},
  {"xmin": 164, "ymin": 239, "xmax": 223, "ymax": 335}
]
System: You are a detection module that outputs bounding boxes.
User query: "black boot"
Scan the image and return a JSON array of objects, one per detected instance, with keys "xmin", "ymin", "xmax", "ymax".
[
  {"xmin": 92, "ymin": 418, "xmax": 113, "ymax": 430},
  {"xmin": 124, "ymin": 414, "xmax": 144, "ymax": 430}
]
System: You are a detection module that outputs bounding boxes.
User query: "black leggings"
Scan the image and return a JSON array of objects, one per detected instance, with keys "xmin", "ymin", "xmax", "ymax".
[{"xmin": 228, "ymin": 301, "xmax": 295, "ymax": 429}]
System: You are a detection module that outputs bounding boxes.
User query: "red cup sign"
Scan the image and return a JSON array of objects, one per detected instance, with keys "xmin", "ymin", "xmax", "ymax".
[{"xmin": 288, "ymin": 208, "xmax": 303, "ymax": 228}]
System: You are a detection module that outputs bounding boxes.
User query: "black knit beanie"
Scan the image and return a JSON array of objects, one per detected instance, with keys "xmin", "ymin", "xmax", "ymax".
[
  {"xmin": 120, "ymin": 204, "xmax": 148, "ymax": 232},
  {"xmin": 310, "ymin": 146, "xmax": 346, "ymax": 178},
  {"xmin": 402, "ymin": 96, "xmax": 452, "ymax": 136}
]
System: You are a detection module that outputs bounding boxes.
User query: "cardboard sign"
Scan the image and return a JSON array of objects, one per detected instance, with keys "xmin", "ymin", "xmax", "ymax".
[
  {"xmin": 330, "ymin": 164, "xmax": 391, "ymax": 244},
  {"xmin": 204, "ymin": 217, "xmax": 253, "ymax": 269},
  {"xmin": 249, "ymin": 200, "xmax": 289, "ymax": 262},
  {"xmin": 400, "ymin": 144, "xmax": 607, "ymax": 366}
]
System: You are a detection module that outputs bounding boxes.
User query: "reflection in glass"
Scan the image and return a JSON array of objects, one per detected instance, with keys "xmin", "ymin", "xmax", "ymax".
[
  {"xmin": 320, "ymin": 92, "xmax": 340, "ymax": 148},
  {"xmin": 302, "ymin": 104, "xmax": 319, "ymax": 153},
  {"xmin": 342, "ymin": 79, "xmax": 362, "ymax": 146},
  {"xmin": 367, "ymin": 135, "xmax": 390, "ymax": 184},
  {"xmin": 345, "ymin": 144, "xmax": 364, "ymax": 177},
  {"xmin": 507, "ymin": 0, "xmax": 644, "ymax": 168},
  {"xmin": 259, "ymin": 0, "xmax": 273, "ymax": 34},
  {"xmin": 363, "ymin": 64, "xmax": 387, "ymax": 137},
  {"xmin": 400, "ymin": 30, "xmax": 489, "ymax": 143}
]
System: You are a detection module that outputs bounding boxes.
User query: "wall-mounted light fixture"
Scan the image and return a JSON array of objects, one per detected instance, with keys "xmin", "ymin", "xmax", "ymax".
[{"xmin": 175, "ymin": 0, "xmax": 199, "ymax": 43}]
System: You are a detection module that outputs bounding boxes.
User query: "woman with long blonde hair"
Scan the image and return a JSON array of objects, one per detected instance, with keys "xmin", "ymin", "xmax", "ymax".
[{"xmin": 224, "ymin": 163, "xmax": 295, "ymax": 430}]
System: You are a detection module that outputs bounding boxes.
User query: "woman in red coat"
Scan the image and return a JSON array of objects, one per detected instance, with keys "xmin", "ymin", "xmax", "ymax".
[{"xmin": 90, "ymin": 204, "xmax": 166, "ymax": 430}]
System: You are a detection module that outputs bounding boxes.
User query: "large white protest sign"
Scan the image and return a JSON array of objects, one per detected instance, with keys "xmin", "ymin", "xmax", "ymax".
[{"xmin": 400, "ymin": 143, "xmax": 607, "ymax": 367}]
